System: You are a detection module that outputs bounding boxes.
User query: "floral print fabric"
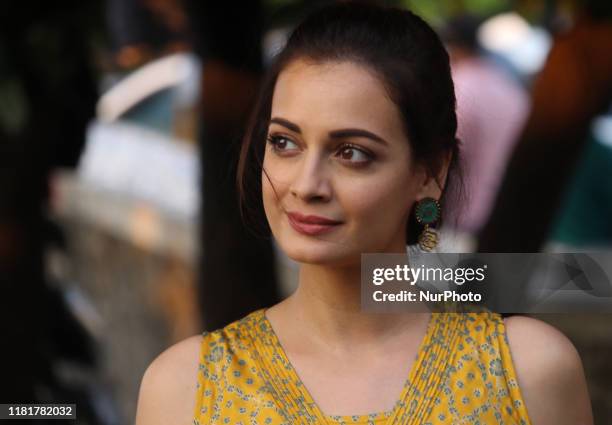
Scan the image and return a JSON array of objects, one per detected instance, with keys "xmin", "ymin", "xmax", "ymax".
[{"xmin": 193, "ymin": 309, "xmax": 531, "ymax": 425}]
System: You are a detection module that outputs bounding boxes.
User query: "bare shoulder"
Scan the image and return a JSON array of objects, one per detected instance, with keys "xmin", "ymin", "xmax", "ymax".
[
  {"xmin": 503, "ymin": 315, "xmax": 593, "ymax": 425},
  {"xmin": 135, "ymin": 334, "xmax": 203, "ymax": 425}
]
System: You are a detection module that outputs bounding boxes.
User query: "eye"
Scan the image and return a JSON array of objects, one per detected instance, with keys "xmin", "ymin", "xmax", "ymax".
[
  {"xmin": 336, "ymin": 144, "xmax": 373, "ymax": 165},
  {"xmin": 267, "ymin": 134, "xmax": 299, "ymax": 153}
]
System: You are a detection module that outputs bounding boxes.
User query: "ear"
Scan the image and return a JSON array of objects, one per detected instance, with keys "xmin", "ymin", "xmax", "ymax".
[{"xmin": 415, "ymin": 150, "xmax": 452, "ymax": 201}]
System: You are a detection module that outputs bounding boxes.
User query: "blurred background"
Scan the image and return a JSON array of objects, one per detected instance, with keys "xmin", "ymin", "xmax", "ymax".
[{"xmin": 0, "ymin": 0, "xmax": 610, "ymax": 423}]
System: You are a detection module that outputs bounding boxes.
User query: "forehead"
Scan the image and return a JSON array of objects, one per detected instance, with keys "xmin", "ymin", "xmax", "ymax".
[{"xmin": 271, "ymin": 59, "xmax": 405, "ymax": 137}]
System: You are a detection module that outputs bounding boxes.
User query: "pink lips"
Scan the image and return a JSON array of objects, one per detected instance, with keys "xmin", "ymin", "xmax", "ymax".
[{"xmin": 286, "ymin": 212, "xmax": 342, "ymax": 236}]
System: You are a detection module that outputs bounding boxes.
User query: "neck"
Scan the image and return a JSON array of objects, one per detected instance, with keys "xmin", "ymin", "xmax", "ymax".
[{"xmin": 280, "ymin": 261, "xmax": 428, "ymax": 351}]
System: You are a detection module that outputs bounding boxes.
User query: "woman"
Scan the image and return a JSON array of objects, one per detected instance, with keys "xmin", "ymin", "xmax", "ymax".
[{"xmin": 136, "ymin": 3, "xmax": 592, "ymax": 424}]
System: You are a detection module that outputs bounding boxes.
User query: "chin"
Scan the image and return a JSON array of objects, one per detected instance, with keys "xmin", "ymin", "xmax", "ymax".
[{"xmin": 277, "ymin": 236, "xmax": 361, "ymax": 267}]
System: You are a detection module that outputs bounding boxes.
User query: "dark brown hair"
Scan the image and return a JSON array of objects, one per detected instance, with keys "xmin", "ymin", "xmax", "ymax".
[{"xmin": 237, "ymin": 2, "xmax": 463, "ymax": 245}]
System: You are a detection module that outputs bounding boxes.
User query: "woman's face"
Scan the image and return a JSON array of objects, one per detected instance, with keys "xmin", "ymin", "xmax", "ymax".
[{"xmin": 262, "ymin": 59, "xmax": 429, "ymax": 266}]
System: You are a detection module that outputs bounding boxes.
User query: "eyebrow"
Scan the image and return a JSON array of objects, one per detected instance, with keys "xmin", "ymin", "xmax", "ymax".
[
  {"xmin": 270, "ymin": 117, "xmax": 301, "ymax": 133},
  {"xmin": 269, "ymin": 117, "xmax": 388, "ymax": 146}
]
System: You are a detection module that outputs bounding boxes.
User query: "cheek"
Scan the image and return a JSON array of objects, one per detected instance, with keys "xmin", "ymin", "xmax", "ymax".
[
  {"xmin": 262, "ymin": 170, "xmax": 278, "ymax": 223},
  {"xmin": 261, "ymin": 156, "xmax": 291, "ymax": 225},
  {"xmin": 262, "ymin": 152, "xmax": 293, "ymax": 191},
  {"xmin": 341, "ymin": 171, "xmax": 415, "ymax": 222}
]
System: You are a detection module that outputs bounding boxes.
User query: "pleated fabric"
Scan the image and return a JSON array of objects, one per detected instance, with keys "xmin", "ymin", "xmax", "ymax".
[{"xmin": 193, "ymin": 309, "xmax": 531, "ymax": 425}]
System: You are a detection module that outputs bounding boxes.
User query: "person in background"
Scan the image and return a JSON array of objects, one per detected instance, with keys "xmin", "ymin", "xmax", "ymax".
[
  {"xmin": 443, "ymin": 15, "xmax": 529, "ymax": 251},
  {"xmin": 478, "ymin": 0, "xmax": 612, "ymax": 252},
  {"xmin": 549, "ymin": 109, "xmax": 612, "ymax": 249}
]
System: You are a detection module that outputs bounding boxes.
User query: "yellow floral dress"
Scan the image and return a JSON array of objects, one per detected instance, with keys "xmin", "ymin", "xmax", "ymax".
[{"xmin": 193, "ymin": 309, "xmax": 532, "ymax": 424}]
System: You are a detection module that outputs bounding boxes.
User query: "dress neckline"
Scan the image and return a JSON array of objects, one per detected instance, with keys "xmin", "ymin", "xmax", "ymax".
[{"xmin": 248, "ymin": 308, "xmax": 461, "ymax": 424}]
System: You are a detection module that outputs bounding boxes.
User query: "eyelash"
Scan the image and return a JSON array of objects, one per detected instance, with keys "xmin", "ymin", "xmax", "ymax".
[{"xmin": 266, "ymin": 134, "xmax": 375, "ymax": 166}]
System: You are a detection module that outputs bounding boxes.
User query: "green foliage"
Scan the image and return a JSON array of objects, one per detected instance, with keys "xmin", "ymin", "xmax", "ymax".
[
  {"xmin": 262, "ymin": 0, "xmax": 515, "ymax": 29},
  {"xmin": 400, "ymin": 0, "xmax": 510, "ymax": 26}
]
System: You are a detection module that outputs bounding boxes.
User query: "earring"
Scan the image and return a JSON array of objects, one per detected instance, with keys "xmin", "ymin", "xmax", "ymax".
[{"xmin": 415, "ymin": 197, "xmax": 441, "ymax": 252}]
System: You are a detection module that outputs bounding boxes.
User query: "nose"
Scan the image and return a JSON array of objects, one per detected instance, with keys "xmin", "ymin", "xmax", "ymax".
[{"xmin": 289, "ymin": 153, "xmax": 332, "ymax": 203}]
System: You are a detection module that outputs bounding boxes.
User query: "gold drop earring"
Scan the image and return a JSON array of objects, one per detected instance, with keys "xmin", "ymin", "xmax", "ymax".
[{"xmin": 415, "ymin": 197, "xmax": 441, "ymax": 252}]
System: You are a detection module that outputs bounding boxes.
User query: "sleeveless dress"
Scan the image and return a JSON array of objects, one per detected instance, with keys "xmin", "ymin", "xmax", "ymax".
[{"xmin": 193, "ymin": 309, "xmax": 532, "ymax": 424}]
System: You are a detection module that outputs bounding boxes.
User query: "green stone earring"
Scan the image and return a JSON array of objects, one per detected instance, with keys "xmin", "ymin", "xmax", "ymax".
[{"xmin": 415, "ymin": 197, "xmax": 441, "ymax": 252}]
